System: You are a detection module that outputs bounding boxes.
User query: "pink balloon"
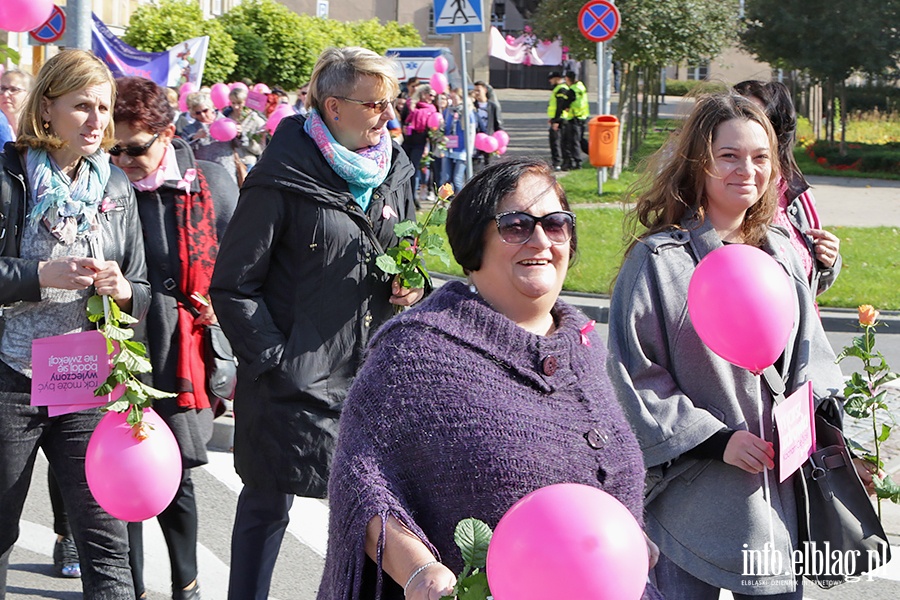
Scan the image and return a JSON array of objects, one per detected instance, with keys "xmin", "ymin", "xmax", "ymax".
[
  {"xmin": 497, "ymin": 144, "xmax": 508, "ymax": 155},
  {"xmin": 178, "ymin": 91, "xmax": 190, "ymax": 113},
  {"xmin": 229, "ymin": 82, "xmax": 249, "ymax": 92},
  {"xmin": 209, "ymin": 118, "xmax": 238, "ymax": 142},
  {"xmin": 0, "ymin": 0, "xmax": 53, "ymax": 32},
  {"xmin": 426, "ymin": 112, "xmax": 442, "ymax": 130},
  {"xmin": 266, "ymin": 104, "xmax": 294, "ymax": 135},
  {"xmin": 210, "ymin": 83, "xmax": 231, "ymax": 110},
  {"xmin": 687, "ymin": 244, "xmax": 794, "ymax": 373},
  {"xmin": 487, "ymin": 484, "xmax": 649, "ymax": 600},
  {"xmin": 434, "ymin": 56, "xmax": 449, "ymax": 75},
  {"xmin": 179, "ymin": 82, "xmax": 197, "ymax": 96},
  {"xmin": 474, "ymin": 132, "xmax": 490, "ymax": 152},
  {"xmin": 429, "ymin": 72, "xmax": 448, "ymax": 96},
  {"xmin": 492, "ymin": 130, "xmax": 510, "ymax": 147},
  {"xmin": 505, "ymin": 35, "xmax": 516, "ymax": 44},
  {"xmin": 483, "ymin": 135, "xmax": 499, "ymax": 153},
  {"xmin": 253, "ymin": 83, "xmax": 271, "ymax": 94},
  {"xmin": 86, "ymin": 408, "xmax": 182, "ymax": 522}
]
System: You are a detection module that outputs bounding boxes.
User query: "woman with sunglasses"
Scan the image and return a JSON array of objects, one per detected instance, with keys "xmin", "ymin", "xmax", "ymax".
[
  {"xmin": 209, "ymin": 46, "xmax": 421, "ymax": 600},
  {"xmin": 111, "ymin": 76, "xmax": 238, "ymax": 600},
  {"xmin": 606, "ymin": 94, "xmax": 846, "ymax": 599},
  {"xmin": 0, "ymin": 69, "xmax": 33, "ymax": 144},
  {"xmin": 318, "ymin": 157, "xmax": 662, "ymax": 600},
  {"xmin": 180, "ymin": 92, "xmax": 239, "ymax": 184},
  {"xmin": 0, "ymin": 49, "xmax": 149, "ymax": 599}
]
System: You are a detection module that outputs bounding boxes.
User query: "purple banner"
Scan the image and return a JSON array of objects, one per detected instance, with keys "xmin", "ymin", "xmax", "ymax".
[{"xmin": 91, "ymin": 13, "xmax": 170, "ymax": 85}]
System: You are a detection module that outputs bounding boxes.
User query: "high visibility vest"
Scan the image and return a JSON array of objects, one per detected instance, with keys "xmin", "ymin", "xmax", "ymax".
[
  {"xmin": 570, "ymin": 81, "xmax": 589, "ymax": 119},
  {"xmin": 547, "ymin": 83, "xmax": 571, "ymax": 120}
]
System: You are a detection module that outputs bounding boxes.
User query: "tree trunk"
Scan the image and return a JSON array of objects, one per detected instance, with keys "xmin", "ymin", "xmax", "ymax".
[
  {"xmin": 839, "ymin": 81, "xmax": 847, "ymax": 156},
  {"xmin": 614, "ymin": 62, "xmax": 632, "ymax": 175}
]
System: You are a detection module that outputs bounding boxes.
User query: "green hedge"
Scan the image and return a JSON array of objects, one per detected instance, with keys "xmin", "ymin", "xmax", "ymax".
[
  {"xmin": 663, "ymin": 79, "xmax": 728, "ymax": 96},
  {"xmin": 844, "ymin": 85, "xmax": 900, "ymax": 114},
  {"xmin": 805, "ymin": 140, "xmax": 900, "ymax": 174}
]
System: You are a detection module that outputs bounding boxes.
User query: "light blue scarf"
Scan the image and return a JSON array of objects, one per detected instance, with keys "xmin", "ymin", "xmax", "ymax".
[
  {"xmin": 26, "ymin": 148, "xmax": 111, "ymax": 244},
  {"xmin": 303, "ymin": 108, "xmax": 391, "ymax": 212}
]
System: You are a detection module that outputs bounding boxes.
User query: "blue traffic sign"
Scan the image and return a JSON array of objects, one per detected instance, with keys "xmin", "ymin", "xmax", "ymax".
[
  {"xmin": 434, "ymin": 0, "xmax": 485, "ymax": 35},
  {"xmin": 30, "ymin": 5, "xmax": 66, "ymax": 44},
  {"xmin": 578, "ymin": 0, "xmax": 620, "ymax": 43}
]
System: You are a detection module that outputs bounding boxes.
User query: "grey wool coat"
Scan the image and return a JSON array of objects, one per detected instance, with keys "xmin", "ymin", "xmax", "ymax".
[{"xmin": 607, "ymin": 212, "xmax": 844, "ymax": 594}]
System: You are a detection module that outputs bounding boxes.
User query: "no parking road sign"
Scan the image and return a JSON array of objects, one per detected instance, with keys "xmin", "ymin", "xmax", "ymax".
[
  {"xmin": 578, "ymin": 0, "xmax": 620, "ymax": 43},
  {"xmin": 30, "ymin": 5, "xmax": 66, "ymax": 44}
]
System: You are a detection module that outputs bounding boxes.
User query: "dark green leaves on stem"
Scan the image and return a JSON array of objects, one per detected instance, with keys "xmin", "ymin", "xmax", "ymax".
[
  {"xmin": 87, "ymin": 295, "xmax": 175, "ymax": 428},
  {"xmin": 440, "ymin": 518, "xmax": 493, "ymax": 600}
]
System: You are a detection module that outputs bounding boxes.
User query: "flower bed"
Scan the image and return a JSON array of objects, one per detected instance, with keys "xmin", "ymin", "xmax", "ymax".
[{"xmin": 803, "ymin": 140, "xmax": 900, "ymax": 175}]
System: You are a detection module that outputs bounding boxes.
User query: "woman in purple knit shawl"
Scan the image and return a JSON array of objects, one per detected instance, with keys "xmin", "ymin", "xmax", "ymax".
[{"xmin": 318, "ymin": 158, "xmax": 663, "ymax": 600}]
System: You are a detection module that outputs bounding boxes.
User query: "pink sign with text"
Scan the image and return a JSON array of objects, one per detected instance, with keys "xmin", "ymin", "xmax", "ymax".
[
  {"xmin": 31, "ymin": 330, "xmax": 113, "ymax": 416},
  {"xmin": 774, "ymin": 381, "xmax": 816, "ymax": 482}
]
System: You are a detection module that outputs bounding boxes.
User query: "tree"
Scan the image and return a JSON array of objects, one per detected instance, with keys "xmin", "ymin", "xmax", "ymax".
[{"xmin": 123, "ymin": 0, "xmax": 237, "ymax": 86}]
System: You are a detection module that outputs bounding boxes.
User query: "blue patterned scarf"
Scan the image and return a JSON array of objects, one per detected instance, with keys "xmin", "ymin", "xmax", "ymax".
[
  {"xmin": 303, "ymin": 108, "xmax": 391, "ymax": 212},
  {"xmin": 26, "ymin": 148, "xmax": 111, "ymax": 244}
]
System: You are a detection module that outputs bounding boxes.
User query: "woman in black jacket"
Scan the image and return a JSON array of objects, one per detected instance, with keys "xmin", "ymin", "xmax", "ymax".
[
  {"xmin": 209, "ymin": 46, "xmax": 422, "ymax": 600},
  {"xmin": 111, "ymin": 76, "xmax": 238, "ymax": 600},
  {"xmin": 0, "ymin": 49, "xmax": 149, "ymax": 599}
]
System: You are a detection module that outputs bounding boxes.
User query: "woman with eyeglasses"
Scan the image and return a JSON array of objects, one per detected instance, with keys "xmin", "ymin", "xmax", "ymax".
[
  {"xmin": 180, "ymin": 92, "xmax": 239, "ymax": 184},
  {"xmin": 0, "ymin": 49, "xmax": 149, "ymax": 599},
  {"xmin": 111, "ymin": 76, "xmax": 238, "ymax": 600},
  {"xmin": 0, "ymin": 69, "xmax": 34, "ymax": 144},
  {"xmin": 318, "ymin": 157, "xmax": 662, "ymax": 600},
  {"xmin": 208, "ymin": 46, "xmax": 421, "ymax": 600},
  {"xmin": 293, "ymin": 82, "xmax": 310, "ymax": 116}
]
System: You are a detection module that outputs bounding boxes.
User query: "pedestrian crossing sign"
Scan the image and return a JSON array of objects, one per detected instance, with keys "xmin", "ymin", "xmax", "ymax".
[{"xmin": 434, "ymin": 0, "xmax": 485, "ymax": 34}]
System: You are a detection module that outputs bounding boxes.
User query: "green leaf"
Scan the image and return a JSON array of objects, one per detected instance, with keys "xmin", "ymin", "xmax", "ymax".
[
  {"xmin": 844, "ymin": 396, "xmax": 871, "ymax": 419},
  {"xmin": 127, "ymin": 378, "xmax": 177, "ymax": 400},
  {"xmin": 375, "ymin": 254, "xmax": 402, "ymax": 275},
  {"xmin": 115, "ymin": 349, "xmax": 152, "ymax": 373},
  {"xmin": 393, "ymin": 220, "xmax": 419, "ymax": 238},
  {"xmin": 455, "ymin": 571, "xmax": 491, "ymax": 600},
  {"xmin": 835, "ymin": 345, "xmax": 866, "ymax": 363},
  {"xmin": 874, "ymin": 474, "xmax": 900, "ymax": 502},
  {"xmin": 874, "ymin": 372, "xmax": 900, "ymax": 388},
  {"xmin": 454, "ymin": 518, "xmax": 493, "ymax": 569},
  {"xmin": 877, "ymin": 423, "xmax": 892, "ymax": 443},
  {"xmin": 103, "ymin": 398, "xmax": 132, "ymax": 413},
  {"xmin": 109, "ymin": 299, "xmax": 122, "ymax": 324},
  {"xmin": 87, "ymin": 295, "xmax": 106, "ymax": 318},
  {"xmin": 846, "ymin": 437, "xmax": 871, "ymax": 455},
  {"xmin": 122, "ymin": 339, "xmax": 148, "ymax": 355},
  {"xmin": 117, "ymin": 311, "xmax": 139, "ymax": 325},
  {"xmin": 429, "ymin": 208, "xmax": 448, "ymax": 226},
  {"xmin": 93, "ymin": 379, "xmax": 116, "ymax": 397},
  {"xmin": 104, "ymin": 324, "xmax": 135, "ymax": 341},
  {"xmin": 402, "ymin": 270, "xmax": 426, "ymax": 290}
]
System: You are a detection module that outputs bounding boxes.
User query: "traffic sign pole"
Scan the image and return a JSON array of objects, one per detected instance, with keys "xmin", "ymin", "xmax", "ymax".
[{"xmin": 460, "ymin": 32, "xmax": 473, "ymax": 182}]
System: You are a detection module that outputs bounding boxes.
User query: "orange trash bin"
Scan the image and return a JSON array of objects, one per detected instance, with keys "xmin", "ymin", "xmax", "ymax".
[{"xmin": 589, "ymin": 115, "xmax": 619, "ymax": 168}]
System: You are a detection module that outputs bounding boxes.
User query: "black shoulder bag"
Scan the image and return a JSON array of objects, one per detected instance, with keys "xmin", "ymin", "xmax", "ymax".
[
  {"xmin": 762, "ymin": 367, "xmax": 891, "ymax": 588},
  {"xmin": 164, "ymin": 278, "xmax": 237, "ymax": 414}
]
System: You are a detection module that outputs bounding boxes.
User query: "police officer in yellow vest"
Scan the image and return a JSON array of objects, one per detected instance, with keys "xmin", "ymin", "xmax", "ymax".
[
  {"xmin": 564, "ymin": 70, "xmax": 589, "ymax": 170},
  {"xmin": 547, "ymin": 71, "xmax": 571, "ymax": 171}
]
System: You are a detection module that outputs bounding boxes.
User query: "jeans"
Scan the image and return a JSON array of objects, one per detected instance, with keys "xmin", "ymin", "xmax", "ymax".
[
  {"xmin": 0, "ymin": 360, "xmax": 133, "ymax": 599},
  {"xmin": 227, "ymin": 485, "xmax": 294, "ymax": 600},
  {"xmin": 129, "ymin": 469, "xmax": 199, "ymax": 596},
  {"xmin": 440, "ymin": 157, "xmax": 467, "ymax": 194},
  {"xmin": 652, "ymin": 552, "xmax": 803, "ymax": 600}
]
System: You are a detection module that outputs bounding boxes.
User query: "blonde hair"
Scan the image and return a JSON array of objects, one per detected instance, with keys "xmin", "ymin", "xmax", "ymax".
[
  {"xmin": 186, "ymin": 91, "xmax": 211, "ymax": 111},
  {"xmin": 1, "ymin": 69, "xmax": 34, "ymax": 92},
  {"xmin": 16, "ymin": 49, "xmax": 117, "ymax": 152},
  {"xmin": 308, "ymin": 47, "xmax": 400, "ymax": 114},
  {"xmin": 624, "ymin": 93, "xmax": 779, "ymax": 252}
]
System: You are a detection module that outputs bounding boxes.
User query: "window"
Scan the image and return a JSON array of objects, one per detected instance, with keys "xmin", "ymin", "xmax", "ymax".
[{"xmin": 687, "ymin": 61, "xmax": 710, "ymax": 81}]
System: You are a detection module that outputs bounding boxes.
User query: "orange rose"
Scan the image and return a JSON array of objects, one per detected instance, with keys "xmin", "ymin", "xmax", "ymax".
[
  {"xmin": 437, "ymin": 182, "xmax": 454, "ymax": 201},
  {"xmin": 858, "ymin": 305, "xmax": 879, "ymax": 327}
]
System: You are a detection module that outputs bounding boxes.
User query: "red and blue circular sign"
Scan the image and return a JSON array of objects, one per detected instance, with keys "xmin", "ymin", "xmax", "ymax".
[
  {"xmin": 578, "ymin": 0, "xmax": 620, "ymax": 43},
  {"xmin": 30, "ymin": 5, "xmax": 66, "ymax": 45}
]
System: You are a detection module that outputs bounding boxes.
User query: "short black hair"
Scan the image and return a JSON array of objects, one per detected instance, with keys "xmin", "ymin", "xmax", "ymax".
[
  {"xmin": 446, "ymin": 157, "xmax": 576, "ymax": 273},
  {"xmin": 565, "ymin": 70, "xmax": 577, "ymax": 81}
]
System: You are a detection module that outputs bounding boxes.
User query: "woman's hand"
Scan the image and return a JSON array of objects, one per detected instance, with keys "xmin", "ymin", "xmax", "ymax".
[
  {"xmin": 723, "ymin": 430, "xmax": 775, "ymax": 473},
  {"xmin": 390, "ymin": 277, "xmax": 425, "ymax": 307},
  {"xmin": 852, "ymin": 457, "xmax": 880, "ymax": 496},
  {"xmin": 404, "ymin": 562, "xmax": 457, "ymax": 600},
  {"xmin": 192, "ymin": 128, "xmax": 208, "ymax": 141},
  {"xmin": 38, "ymin": 257, "xmax": 99, "ymax": 290},
  {"xmin": 644, "ymin": 531, "xmax": 659, "ymax": 569},
  {"xmin": 194, "ymin": 303, "xmax": 217, "ymax": 326},
  {"xmin": 808, "ymin": 228, "xmax": 840, "ymax": 268},
  {"xmin": 91, "ymin": 260, "xmax": 133, "ymax": 308}
]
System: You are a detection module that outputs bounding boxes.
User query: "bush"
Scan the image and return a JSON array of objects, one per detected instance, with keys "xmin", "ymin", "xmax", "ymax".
[
  {"xmin": 845, "ymin": 85, "xmax": 900, "ymax": 115},
  {"xmin": 663, "ymin": 79, "xmax": 728, "ymax": 96},
  {"xmin": 805, "ymin": 140, "xmax": 900, "ymax": 175}
]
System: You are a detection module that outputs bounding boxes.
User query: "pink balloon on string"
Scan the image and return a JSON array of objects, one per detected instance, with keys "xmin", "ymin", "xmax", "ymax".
[
  {"xmin": 505, "ymin": 35, "xmax": 516, "ymax": 44},
  {"xmin": 253, "ymin": 83, "xmax": 271, "ymax": 94},
  {"xmin": 429, "ymin": 72, "xmax": 448, "ymax": 95},
  {"xmin": 266, "ymin": 104, "xmax": 294, "ymax": 135},
  {"xmin": 426, "ymin": 112, "xmax": 442, "ymax": 130},
  {"xmin": 86, "ymin": 408, "xmax": 182, "ymax": 522},
  {"xmin": 487, "ymin": 484, "xmax": 649, "ymax": 600},
  {"xmin": 434, "ymin": 56, "xmax": 449, "ymax": 74},
  {"xmin": 687, "ymin": 244, "xmax": 794, "ymax": 374},
  {"xmin": 178, "ymin": 92, "xmax": 190, "ymax": 113},
  {"xmin": 493, "ymin": 130, "xmax": 510, "ymax": 147},
  {"xmin": 0, "ymin": 0, "xmax": 53, "ymax": 32},
  {"xmin": 179, "ymin": 82, "xmax": 197, "ymax": 96},
  {"xmin": 209, "ymin": 118, "xmax": 238, "ymax": 142},
  {"xmin": 497, "ymin": 144, "xmax": 508, "ymax": 155},
  {"xmin": 482, "ymin": 135, "xmax": 499, "ymax": 153},
  {"xmin": 210, "ymin": 83, "xmax": 231, "ymax": 110},
  {"xmin": 474, "ymin": 132, "xmax": 491, "ymax": 152},
  {"xmin": 229, "ymin": 82, "xmax": 249, "ymax": 92}
]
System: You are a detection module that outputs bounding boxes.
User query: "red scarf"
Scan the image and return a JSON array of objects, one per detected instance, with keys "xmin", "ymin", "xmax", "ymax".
[{"xmin": 174, "ymin": 169, "xmax": 218, "ymax": 410}]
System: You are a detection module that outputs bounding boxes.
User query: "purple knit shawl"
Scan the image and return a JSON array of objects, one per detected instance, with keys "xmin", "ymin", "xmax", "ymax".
[{"xmin": 317, "ymin": 281, "xmax": 658, "ymax": 600}]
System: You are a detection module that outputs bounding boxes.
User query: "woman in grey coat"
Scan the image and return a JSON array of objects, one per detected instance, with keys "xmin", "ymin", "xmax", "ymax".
[{"xmin": 607, "ymin": 94, "xmax": 851, "ymax": 599}]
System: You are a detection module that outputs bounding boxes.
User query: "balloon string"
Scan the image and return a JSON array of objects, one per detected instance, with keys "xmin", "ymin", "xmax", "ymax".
[{"xmin": 756, "ymin": 375, "xmax": 776, "ymax": 567}]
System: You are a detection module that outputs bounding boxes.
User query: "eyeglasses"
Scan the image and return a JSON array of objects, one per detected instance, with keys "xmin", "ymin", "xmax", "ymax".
[
  {"xmin": 336, "ymin": 97, "xmax": 392, "ymax": 113},
  {"xmin": 299, "ymin": 90, "xmax": 308, "ymax": 96},
  {"xmin": 0, "ymin": 85, "xmax": 25, "ymax": 95},
  {"xmin": 109, "ymin": 132, "xmax": 161, "ymax": 157},
  {"xmin": 494, "ymin": 210, "xmax": 576, "ymax": 245}
]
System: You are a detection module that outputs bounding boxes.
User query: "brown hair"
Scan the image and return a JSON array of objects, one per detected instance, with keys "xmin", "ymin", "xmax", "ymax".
[
  {"xmin": 625, "ymin": 93, "xmax": 779, "ymax": 252},
  {"xmin": 16, "ymin": 49, "xmax": 117, "ymax": 152},
  {"xmin": 113, "ymin": 77, "xmax": 175, "ymax": 134}
]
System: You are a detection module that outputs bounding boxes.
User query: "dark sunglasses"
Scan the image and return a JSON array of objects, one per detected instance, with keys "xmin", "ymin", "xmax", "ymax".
[
  {"xmin": 109, "ymin": 132, "xmax": 160, "ymax": 157},
  {"xmin": 494, "ymin": 210, "xmax": 576, "ymax": 245},
  {"xmin": 336, "ymin": 97, "xmax": 392, "ymax": 113}
]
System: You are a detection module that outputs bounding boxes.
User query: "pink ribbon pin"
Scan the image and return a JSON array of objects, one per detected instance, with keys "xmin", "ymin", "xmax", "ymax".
[
  {"xmin": 99, "ymin": 197, "xmax": 116, "ymax": 213},
  {"xmin": 580, "ymin": 320, "xmax": 596, "ymax": 347},
  {"xmin": 177, "ymin": 168, "xmax": 197, "ymax": 194},
  {"xmin": 382, "ymin": 204, "xmax": 398, "ymax": 220}
]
